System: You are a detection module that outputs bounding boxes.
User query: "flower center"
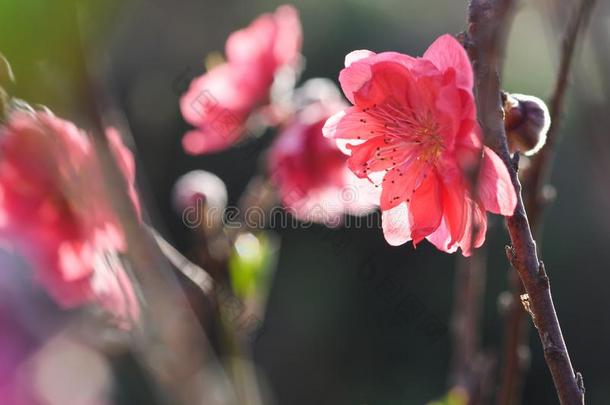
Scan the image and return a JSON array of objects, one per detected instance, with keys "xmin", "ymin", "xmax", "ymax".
[
  {"xmin": 417, "ymin": 132, "xmax": 444, "ymax": 167},
  {"xmin": 364, "ymin": 102, "xmax": 445, "ymax": 165}
]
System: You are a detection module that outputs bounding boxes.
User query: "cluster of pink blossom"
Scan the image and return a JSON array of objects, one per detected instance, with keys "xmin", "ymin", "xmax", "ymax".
[
  {"xmin": 178, "ymin": 8, "xmax": 516, "ymax": 255},
  {"xmin": 0, "ymin": 3, "xmax": 520, "ymax": 330},
  {"xmin": 0, "ymin": 3, "xmax": 589, "ymax": 403},
  {"xmin": 180, "ymin": 5, "xmax": 302, "ymax": 154},
  {"xmin": 0, "ymin": 110, "xmax": 139, "ymax": 327}
]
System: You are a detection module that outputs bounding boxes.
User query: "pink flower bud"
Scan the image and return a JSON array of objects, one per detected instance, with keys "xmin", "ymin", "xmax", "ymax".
[{"xmin": 172, "ymin": 170, "xmax": 228, "ymax": 213}]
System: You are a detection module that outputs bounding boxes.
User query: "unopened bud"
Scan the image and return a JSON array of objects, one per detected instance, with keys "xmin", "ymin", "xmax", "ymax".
[
  {"xmin": 173, "ymin": 170, "xmax": 228, "ymax": 231},
  {"xmin": 503, "ymin": 93, "xmax": 550, "ymax": 156}
]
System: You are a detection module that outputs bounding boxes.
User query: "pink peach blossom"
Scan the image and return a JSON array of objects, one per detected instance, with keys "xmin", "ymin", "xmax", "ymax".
[
  {"xmin": 269, "ymin": 98, "xmax": 377, "ymax": 226},
  {"xmin": 181, "ymin": 5, "xmax": 302, "ymax": 154},
  {"xmin": 323, "ymin": 34, "xmax": 517, "ymax": 255},
  {"xmin": 0, "ymin": 111, "xmax": 139, "ymax": 327}
]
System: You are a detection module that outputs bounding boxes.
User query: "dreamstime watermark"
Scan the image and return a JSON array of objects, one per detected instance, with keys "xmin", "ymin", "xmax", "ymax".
[
  {"xmin": 170, "ymin": 67, "xmax": 445, "ymax": 345},
  {"xmin": 182, "ymin": 197, "xmax": 383, "ymax": 231}
]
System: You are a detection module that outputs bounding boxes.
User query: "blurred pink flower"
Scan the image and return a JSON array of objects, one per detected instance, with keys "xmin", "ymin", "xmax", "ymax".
[
  {"xmin": 0, "ymin": 111, "xmax": 139, "ymax": 327},
  {"xmin": 269, "ymin": 98, "xmax": 378, "ymax": 226},
  {"xmin": 323, "ymin": 34, "xmax": 517, "ymax": 255},
  {"xmin": 180, "ymin": 5, "xmax": 302, "ymax": 154}
]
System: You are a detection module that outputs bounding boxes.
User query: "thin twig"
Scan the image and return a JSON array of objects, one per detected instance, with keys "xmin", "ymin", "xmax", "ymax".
[
  {"xmin": 524, "ymin": 0, "xmax": 597, "ymax": 226},
  {"xmin": 70, "ymin": 5, "xmax": 233, "ymax": 404},
  {"xmin": 467, "ymin": 1, "xmax": 584, "ymax": 404},
  {"xmin": 146, "ymin": 225, "xmax": 215, "ymax": 296},
  {"xmin": 498, "ymin": 0, "xmax": 597, "ymax": 403}
]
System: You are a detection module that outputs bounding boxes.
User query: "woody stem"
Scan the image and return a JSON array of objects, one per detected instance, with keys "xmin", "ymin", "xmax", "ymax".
[
  {"xmin": 467, "ymin": 1, "xmax": 584, "ymax": 404},
  {"xmin": 497, "ymin": 0, "xmax": 596, "ymax": 403}
]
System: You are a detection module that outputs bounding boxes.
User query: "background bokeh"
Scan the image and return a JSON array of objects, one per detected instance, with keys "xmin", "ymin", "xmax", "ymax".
[{"xmin": 1, "ymin": 0, "xmax": 609, "ymax": 404}]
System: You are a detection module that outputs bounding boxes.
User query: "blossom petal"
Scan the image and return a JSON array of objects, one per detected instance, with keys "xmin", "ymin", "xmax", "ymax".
[
  {"xmin": 382, "ymin": 203, "xmax": 412, "ymax": 246},
  {"xmin": 379, "ymin": 156, "xmax": 430, "ymax": 210},
  {"xmin": 339, "ymin": 60, "xmax": 373, "ymax": 105},
  {"xmin": 345, "ymin": 50, "xmax": 376, "ymax": 67},
  {"xmin": 426, "ymin": 218, "xmax": 458, "ymax": 253},
  {"xmin": 335, "ymin": 138, "xmax": 362, "ymax": 155},
  {"xmin": 225, "ymin": 12, "xmax": 276, "ymax": 66},
  {"xmin": 272, "ymin": 5, "xmax": 302, "ymax": 67},
  {"xmin": 339, "ymin": 51, "xmax": 431, "ymax": 105},
  {"xmin": 180, "ymin": 64, "xmax": 250, "ymax": 126},
  {"xmin": 423, "ymin": 34, "xmax": 473, "ymax": 91},
  {"xmin": 182, "ymin": 129, "xmax": 242, "ymax": 155},
  {"xmin": 433, "ymin": 75, "xmax": 463, "ymax": 148},
  {"xmin": 353, "ymin": 61, "xmax": 414, "ymax": 109},
  {"xmin": 408, "ymin": 170, "xmax": 443, "ymax": 244},
  {"xmin": 371, "ymin": 51, "xmax": 428, "ymax": 72},
  {"xmin": 341, "ymin": 170, "xmax": 380, "ymax": 215},
  {"xmin": 347, "ymin": 136, "xmax": 401, "ymax": 178},
  {"xmin": 457, "ymin": 199, "xmax": 487, "ymax": 257},
  {"xmin": 439, "ymin": 173, "xmax": 468, "ymax": 248},
  {"xmin": 478, "ymin": 146, "xmax": 517, "ymax": 216},
  {"xmin": 322, "ymin": 107, "xmax": 386, "ymax": 140}
]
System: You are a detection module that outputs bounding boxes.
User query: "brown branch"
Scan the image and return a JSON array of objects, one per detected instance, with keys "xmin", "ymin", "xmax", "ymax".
[
  {"xmin": 467, "ymin": 1, "xmax": 584, "ymax": 404},
  {"xmin": 498, "ymin": 1, "xmax": 597, "ymax": 403},
  {"xmin": 69, "ymin": 5, "xmax": 234, "ymax": 404}
]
